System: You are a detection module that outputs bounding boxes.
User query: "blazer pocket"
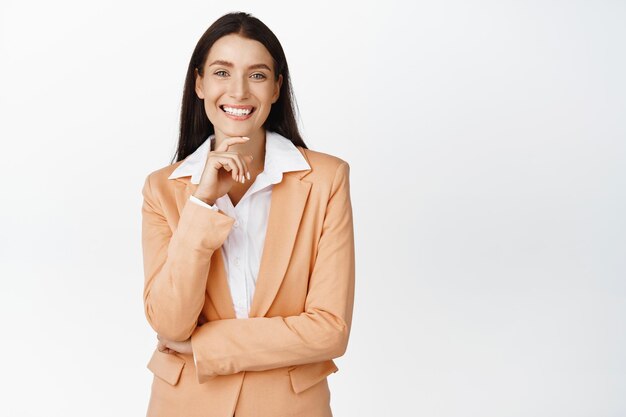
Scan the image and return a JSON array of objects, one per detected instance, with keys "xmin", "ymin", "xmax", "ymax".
[
  {"xmin": 287, "ymin": 359, "xmax": 339, "ymax": 394},
  {"xmin": 147, "ymin": 348, "xmax": 186, "ymax": 386}
]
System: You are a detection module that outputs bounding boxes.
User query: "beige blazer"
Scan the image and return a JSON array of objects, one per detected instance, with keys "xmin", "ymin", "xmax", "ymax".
[{"xmin": 141, "ymin": 145, "xmax": 355, "ymax": 417}]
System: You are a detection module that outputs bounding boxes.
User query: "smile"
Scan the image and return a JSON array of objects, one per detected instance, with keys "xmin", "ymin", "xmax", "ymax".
[{"xmin": 220, "ymin": 105, "xmax": 255, "ymax": 118}]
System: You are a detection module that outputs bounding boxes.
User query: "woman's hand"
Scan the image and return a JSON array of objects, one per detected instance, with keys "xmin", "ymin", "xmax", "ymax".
[
  {"xmin": 157, "ymin": 334, "xmax": 193, "ymax": 355},
  {"xmin": 193, "ymin": 136, "xmax": 254, "ymax": 204}
]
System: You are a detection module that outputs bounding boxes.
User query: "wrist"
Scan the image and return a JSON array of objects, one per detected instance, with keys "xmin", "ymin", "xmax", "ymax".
[{"xmin": 192, "ymin": 193, "xmax": 216, "ymax": 206}]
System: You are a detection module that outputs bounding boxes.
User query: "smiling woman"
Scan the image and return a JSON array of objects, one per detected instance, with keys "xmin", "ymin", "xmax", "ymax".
[{"xmin": 140, "ymin": 11, "xmax": 355, "ymax": 417}]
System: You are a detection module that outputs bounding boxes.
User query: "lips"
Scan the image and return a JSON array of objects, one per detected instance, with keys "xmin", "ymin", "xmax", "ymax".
[{"xmin": 219, "ymin": 105, "xmax": 255, "ymax": 121}]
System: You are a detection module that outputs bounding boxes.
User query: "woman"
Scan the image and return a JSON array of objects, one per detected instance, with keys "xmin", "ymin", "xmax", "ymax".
[{"xmin": 141, "ymin": 11, "xmax": 355, "ymax": 417}]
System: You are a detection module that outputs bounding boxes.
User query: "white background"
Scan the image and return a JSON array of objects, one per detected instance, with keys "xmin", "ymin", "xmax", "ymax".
[{"xmin": 1, "ymin": 1, "xmax": 625, "ymax": 416}]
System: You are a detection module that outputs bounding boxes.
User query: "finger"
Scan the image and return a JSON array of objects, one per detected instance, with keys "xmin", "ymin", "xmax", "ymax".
[
  {"xmin": 239, "ymin": 154, "xmax": 251, "ymax": 181},
  {"xmin": 232, "ymin": 154, "xmax": 246, "ymax": 183},
  {"xmin": 212, "ymin": 155, "xmax": 237, "ymax": 175},
  {"xmin": 243, "ymin": 155, "xmax": 253, "ymax": 180},
  {"xmin": 214, "ymin": 136, "xmax": 250, "ymax": 152},
  {"xmin": 222, "ymin": 152, "xmax": 249, "ymax": 183},
  {"xmin": 216, "ymin": 156, "xmax": 240, "ymax": 181}
]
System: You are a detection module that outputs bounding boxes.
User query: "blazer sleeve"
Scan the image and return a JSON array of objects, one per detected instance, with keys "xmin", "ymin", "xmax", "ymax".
[
  {"xmin": 141, "ymin": 173, "xmax": 235, "ymax": 341},
  {"xmin": 190, "ymin": 161, "xmax": 355, "ymax": 383}
]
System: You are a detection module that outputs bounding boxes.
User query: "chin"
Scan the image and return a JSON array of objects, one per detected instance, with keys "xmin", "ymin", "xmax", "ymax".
[
  {"xmin": 224, "ymin": 129, "xmax": 252, "ymax": 138},
  {"xmin": 226, "ymin": 125, "xmax": 259, "ymax": 135}
]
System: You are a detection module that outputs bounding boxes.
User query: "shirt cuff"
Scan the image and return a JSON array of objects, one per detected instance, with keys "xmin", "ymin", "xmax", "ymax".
[{"xmin": 189, "ymin": 195, "xmax": 219, "ymax": 211}]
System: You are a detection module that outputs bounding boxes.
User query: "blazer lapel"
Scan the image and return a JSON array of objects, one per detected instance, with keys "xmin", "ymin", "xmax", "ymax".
[
  {"xmin": 249, "ymin": 172, "xmax": 311, "ymax": 317},
  {"xmin": 171, "ymin": 164, "xmax": 312, "ymax": 320}
]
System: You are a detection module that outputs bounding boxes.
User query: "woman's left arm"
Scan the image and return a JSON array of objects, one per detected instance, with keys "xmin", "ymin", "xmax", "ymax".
[{"xmin": 190, "ymin": 162, "xmax": 356, "ymax": 384}]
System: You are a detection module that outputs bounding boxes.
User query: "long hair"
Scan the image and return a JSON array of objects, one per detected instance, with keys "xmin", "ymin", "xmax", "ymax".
[{"xmin": 171, "ymin": 11, "xmax": 307, "ymax": 164}]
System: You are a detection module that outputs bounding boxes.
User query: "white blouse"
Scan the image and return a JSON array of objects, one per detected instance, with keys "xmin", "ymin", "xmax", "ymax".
[{"xmin": 167, "ymin": 130, "xmax": 311, "ymax": 320}]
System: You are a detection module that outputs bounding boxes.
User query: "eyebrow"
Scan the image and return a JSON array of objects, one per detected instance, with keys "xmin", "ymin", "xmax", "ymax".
[{"xmin": 208, "ymin": 60, "xmax": 272, "ymax": 71}]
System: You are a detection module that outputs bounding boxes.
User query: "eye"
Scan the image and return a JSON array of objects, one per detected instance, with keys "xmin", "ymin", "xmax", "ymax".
[
  {"xmin": 251, "ymin": 73, "xmax": 266, "ymax": 80},
  {"xmin": 214, "ymin": 70, "xmax": 228, "ymax": 77}
]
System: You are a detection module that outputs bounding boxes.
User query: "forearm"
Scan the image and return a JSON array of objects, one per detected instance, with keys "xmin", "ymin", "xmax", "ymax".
[{"xmin": 190, "ymin": 310, "xmax": 351, "ymax": 383}]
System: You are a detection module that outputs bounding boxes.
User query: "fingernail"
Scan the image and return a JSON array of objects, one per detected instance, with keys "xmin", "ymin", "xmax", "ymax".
[
  {"xmin": 243, "ymin": 136, "xmax": 250, "ymax": 140},
  {"xmin": 247, "ymin": 171, "xmax": 251, "ymax": 180}
]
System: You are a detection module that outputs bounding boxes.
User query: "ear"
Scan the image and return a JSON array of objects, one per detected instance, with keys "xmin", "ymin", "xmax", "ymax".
[
  {"xmin": 272, "ymin": 74, "xmax": 283, "ymax": 103},
  {"xmin": 194, "ymin": 68, "xmax": 205, "ymax": 99}
]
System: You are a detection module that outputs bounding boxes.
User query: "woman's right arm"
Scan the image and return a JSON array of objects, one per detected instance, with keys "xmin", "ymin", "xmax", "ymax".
[{"xmin": 141, "ymin": 173, "xmax": 234, "ymax": 342}]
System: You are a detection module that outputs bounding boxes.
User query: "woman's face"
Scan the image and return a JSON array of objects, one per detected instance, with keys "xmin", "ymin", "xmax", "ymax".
[{"xmin": 195, "ymin": 33, "xmax": 283, "ymax": 139}]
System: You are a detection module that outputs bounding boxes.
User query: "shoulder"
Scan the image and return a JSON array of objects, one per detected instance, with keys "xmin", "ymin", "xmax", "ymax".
[
  {"xmin": 295, "ymin": 147, "xmax": 352, "ymax": 202},
  {"xmin": 298, "ymin": 147, "xmax": 350, "ymax": 182},
  {"xmin": 141, "ymin": 160, "xmax": 185, "ymax": 201}
]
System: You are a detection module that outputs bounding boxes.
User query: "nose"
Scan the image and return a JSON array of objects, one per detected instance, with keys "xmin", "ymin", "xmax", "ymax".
[{"xmin": 228, "ymin": 75, "xmax": 250, "ymax": 100}]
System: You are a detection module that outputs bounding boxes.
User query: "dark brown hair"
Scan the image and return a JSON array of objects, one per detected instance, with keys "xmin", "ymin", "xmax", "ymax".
[{"xmin": 171, "ymin": 11, "xmax": 307, "ymax": 164}]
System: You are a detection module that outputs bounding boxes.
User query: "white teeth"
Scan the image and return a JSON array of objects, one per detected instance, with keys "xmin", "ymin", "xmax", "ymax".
[{"xmin": 223, "ymin": 106, "xmax": 252, "ymax": 116}]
